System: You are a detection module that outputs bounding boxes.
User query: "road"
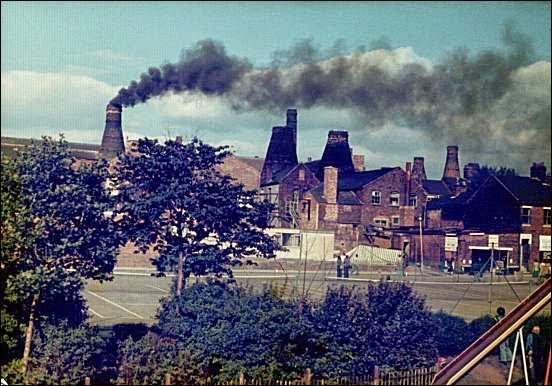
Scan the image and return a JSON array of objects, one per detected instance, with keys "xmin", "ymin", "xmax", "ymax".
[{"xmin": 83, "ymin": 268, "xmax": 539, "ymax": 326}]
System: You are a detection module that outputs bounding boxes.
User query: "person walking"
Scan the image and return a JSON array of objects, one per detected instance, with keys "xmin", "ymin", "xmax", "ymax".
[
  {"xmin": 336, "ymin": 255, "xmax": 343, "ymax": 278},
  {"xmin": 494, "ymin": 307, "xmax": 512, "ymax": 365},
  {"xmin": 343, "ymin": 254, "xmax": 352, "ymax": 278},
  {"xmin": 526, "ymin": 325, "xmax": 545, "ymax": 385}
]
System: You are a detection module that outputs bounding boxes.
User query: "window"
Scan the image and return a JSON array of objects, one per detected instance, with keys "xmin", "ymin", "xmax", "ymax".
[
  {"xmin": 343, "ymin": 205, "xmax": 352, "ymax": 212},
  {"xmin": 545, "ymin": 208, "xmax": 551, "ymax": 226},
  {"xmin": 282, "ymin": 233, "xmax": 301, "ymax": 247},
  {"xmin": 371, "ymin": 191, "xmax": 381, "ymax": 205},
  {"xmin": 392, "ymin": 216, "xmax": 400, "ymax": 226},
  {"xmin": 302, "ymin": 200, "xmax": 311, "ymax": 221},
  {"xmin": 298, "ymin": 169, "xmax": 305, "ymax": 181},
  {"xmin": 408, "ymin": 194, "xmax": 417, "ymax": 207},
  {"xmin": 374, "ymin": 218, "xmax": 388, "ymax": 227},
  {"xmin": 521, "ymin": 207, "xmax": 531, "ymax": 225},
  {"xmin": 389, "ymin": 192, "xmax": 400, "ymax": 206}
]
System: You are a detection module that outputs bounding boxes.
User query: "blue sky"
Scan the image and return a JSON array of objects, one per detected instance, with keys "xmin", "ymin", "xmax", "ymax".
[{"xmin": 2, "ymin": 1, "xmax": 551, "ymax": 177}]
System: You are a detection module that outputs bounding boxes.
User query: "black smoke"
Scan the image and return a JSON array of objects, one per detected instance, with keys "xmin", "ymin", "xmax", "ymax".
[
  {"xmin": 111, "ymin": 40, "xmax": 251, "ymax": 107},
  {"xmin": 112, "ymin": 22, "xmax": 550, "ymax": 170}
]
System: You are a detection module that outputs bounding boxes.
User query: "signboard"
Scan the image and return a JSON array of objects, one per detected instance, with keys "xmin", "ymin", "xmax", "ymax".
[
  {"xmin": 488, "ymin": 235, "xmax": 499, "ymax": 248},
  {"xmin": 540, "ymin": 235, "xmax": 551, "ymax": 252},
  {"xmin": 445, "ymin": 236, "xmax": 458, "ymax": 252}
]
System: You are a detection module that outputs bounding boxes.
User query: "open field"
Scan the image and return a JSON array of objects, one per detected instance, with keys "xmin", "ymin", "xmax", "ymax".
[{"xmin": 83, "ymin": 268, "xmax": 542, "ymax": 326}]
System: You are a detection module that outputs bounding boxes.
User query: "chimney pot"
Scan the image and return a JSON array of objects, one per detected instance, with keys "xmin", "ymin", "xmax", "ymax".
[
  {"xmin": 530, "ymin": 162, "xmax": 546, "ymax": 182},
  {"xmin": 352, "ymin": 154, "xmax": 365, "ymax": 172}
]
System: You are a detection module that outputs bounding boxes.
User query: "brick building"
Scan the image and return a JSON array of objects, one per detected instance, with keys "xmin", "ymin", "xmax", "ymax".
[{"xmin": 396, "ymin": 169, "xmax": 552, "ymax": 272}]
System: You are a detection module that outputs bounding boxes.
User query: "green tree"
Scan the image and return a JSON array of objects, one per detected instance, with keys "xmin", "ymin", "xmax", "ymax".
[
  {"xmin": 4, "ymin": 136, "xmax": 123, "ymax": 378},
  {"xmin": 113, "ymin": 137, "xmax": 278, "ymax": 296}
]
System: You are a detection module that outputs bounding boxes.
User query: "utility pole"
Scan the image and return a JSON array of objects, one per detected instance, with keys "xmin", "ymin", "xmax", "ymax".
[
  {"xmin": 418, "ymin": 215, "xmax": 424, "ymax": 273},
  {"xmin": 489, "ymin": 242, "xmax": 495, "ymax": 315}
]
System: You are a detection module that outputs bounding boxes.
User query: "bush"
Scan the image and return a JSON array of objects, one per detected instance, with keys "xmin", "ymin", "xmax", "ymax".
[
  {"xmin": 431, "ymin": 311, "xmax": 472, "ymax": 357},
  {"xmin": 26, "ymin": 320, "xmax": 106, "ymax": 385},
  {"xmin": 312, "ymin": 283, "xmax": 437, "ymax": 377},
  {"xmin": 117, "ymin": 332, "xmax": 202, "ymax": 385},
  {"xmin": 156, "ymin": 280, "xmax": 312, "ymax": 382}
]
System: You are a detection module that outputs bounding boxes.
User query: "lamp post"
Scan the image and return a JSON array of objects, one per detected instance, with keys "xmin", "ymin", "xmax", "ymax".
[{"xmin": 418, "ymin": 215, "xmax": 424, "ymax": 273}]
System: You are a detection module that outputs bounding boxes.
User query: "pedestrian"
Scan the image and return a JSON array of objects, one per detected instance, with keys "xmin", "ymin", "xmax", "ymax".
[
  {"xmin": 526, "ymin": 325, "xmax": 545, "ymax": 385},
  {"xmin": 336, "ymin": 255, "xmax": 343, "ymax": 278},
  {"xmin": 494, "ymin": 307, "xmax": 512, "ymax": 365},
  {"xmin": 343, "ymin": 254, "xmax": 351, "ymax": 278}
]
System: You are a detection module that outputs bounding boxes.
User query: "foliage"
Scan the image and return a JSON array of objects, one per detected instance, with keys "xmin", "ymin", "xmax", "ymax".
[
  {"xmin": 156, "ymin": 280, "xmax": 313, "ymax": 381},
  {"xmin": 0, "ymin": 359, "xmax": 26, "ymax": 385},
  {"xmin": 26, "ymin": 320, "xmax": 106, "ymax": 385},
  {"xmin": 468, "ymin": 164, "xmax": 517, "ymax": 191},
  {"xmin": 524, "ymin": 312, "xmax": 551, "ymax": 347},
  {"xmin": 468, "ymin": 314, "xmax": 496, "ymax": 338},
  {"xmin": 112, "ymin": 137, "xmax": 278, "ymax": 291},
  {"xmin": 431, "ymin": 311, "xmax": 472, "ymax": 357},
  {"xmin": 312, "ymin": 283, "xmax": 437, "ymax": 378},
  {"xmin": 117, "ymin": 332, "xmax": 202, "ymax": 385}
]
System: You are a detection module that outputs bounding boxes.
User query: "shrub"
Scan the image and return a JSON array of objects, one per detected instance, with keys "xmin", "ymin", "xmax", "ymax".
[
  {"xmin": 431, "ymin": 311, "xmax": 472, "ymax": 357},
  {"xmin": 26, "ymin": 320, "xmax": 105, "ymax": 385}
]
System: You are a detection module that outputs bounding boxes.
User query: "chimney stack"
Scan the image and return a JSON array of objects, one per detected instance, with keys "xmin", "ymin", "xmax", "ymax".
[
  {"xmin": 463, "ymin": 162, "xmax": 480, "ymax": 180},
  {"xmin": 100, "ymin": 103, "xmax": 125, "ymax": 159},
  {"xmin": 286, "ymin": 108, "xmax": 297, "ymax": 147},
  {"xmin": 443, "ymin": 145, "xmax": 461, "ymax": 180},
  {"xmin": 411, "ymin": 157, "xmax": 427, "ymax": 182},
  {"xmin": 318, "ymin": 130, "xmax": 355, "ymax": 179},
  {"xmin": 530, "ymin": 162, "xmax": 546, "ymax": 182},
  {"xmin": 352, "ymin": 154, "xmax": 365, "ymax": 172},
  {"xmin": 175, "ymin": 135, "xmax": 183, "ymax": 144},
  {"xmin": 323, "ymin": 166, "xmax": 338, "ymax": 204}
]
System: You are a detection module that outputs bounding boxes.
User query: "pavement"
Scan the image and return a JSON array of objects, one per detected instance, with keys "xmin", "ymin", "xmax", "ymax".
[{"xmin": 83, "ymin": 266, "xmax": 542, "ymax": 326}]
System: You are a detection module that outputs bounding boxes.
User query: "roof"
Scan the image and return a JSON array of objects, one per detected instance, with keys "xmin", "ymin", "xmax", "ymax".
[
  {"xmin": 423, "ymin": 179, "xmax": 452, "ymax": 196},
  {"xmin": 1, "ymin": 136, "xmax": 101, "ymax": 160},
  {"xmin": 309, "ymin": 185, "xmax": 363, "ymax": 205},
  {"xmin": 496, "ymin": 175, "xmax": 551, "ymax": 207},
  {"xmin": 427, "ymin": 190, "xmax": 472, "ymax": 210},
  {"xmin": 259, "ymin": 164, "xmax": 298, "ymax": 187},
  {"xmin": 338, "ymin": 168, "xmax": 397, "ymax": 190},
  {"xmin": 235, "ymin": 156, "xmax": 264, "ymax": 172},
  {"xmin": 304, "ymin": 159, "xmax": 321, "ymax": 174}
]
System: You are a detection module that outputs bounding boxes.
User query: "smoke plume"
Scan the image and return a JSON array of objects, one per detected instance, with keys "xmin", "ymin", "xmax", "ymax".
[{"xmin": 112, "ymin": 22, "xmax": 550, "ymax": 171}]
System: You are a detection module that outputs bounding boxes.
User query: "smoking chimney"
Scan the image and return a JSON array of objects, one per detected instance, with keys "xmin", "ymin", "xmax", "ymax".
[
  {"xmin": 100, "ymin": 103, "xmax": 125, "ymax": 159},
  {"xmin": 530, "ymin": 162, "xmax": 546, "ymax": 182},
  {"xmin": 286, "ymin": 108, "xmax": 297, "ymax": 147},
  {"xmin": 260, "ymin": 125, "xmax": 298, "ymax": 185},
  {"xmin": 443, "ymin": 145, "xmax": 461, "ymax": 180},
  {"xmin": 317, "ymin": 130, "xmax": 355, "ymax": 179}
]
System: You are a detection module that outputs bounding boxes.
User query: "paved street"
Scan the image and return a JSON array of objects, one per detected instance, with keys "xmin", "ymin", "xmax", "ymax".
[{"xmin": 83, "ymin": 268, "xmax": 541, "ymax": 325}]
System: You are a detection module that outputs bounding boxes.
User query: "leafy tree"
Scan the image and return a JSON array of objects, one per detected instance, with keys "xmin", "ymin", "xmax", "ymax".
[
  {"xmin": 113, "ymin": 137, "xmax": 278, "ymax": 295},
  {"xmin": 5, "ymin": 136, "xmax": 123, "ymax": 376},
  {"xmin": 156, "ymin": 280, "xmax": 313, "ymax": 382},
  {"xmin": 467, "ymin": 165, "xmax": 517, "ymax": 191}
]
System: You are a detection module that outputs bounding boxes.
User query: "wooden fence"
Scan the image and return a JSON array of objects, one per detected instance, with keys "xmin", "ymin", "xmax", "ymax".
[{"xmin": 102, "ymin": 365, "xmax": 439, "ymax": 385}]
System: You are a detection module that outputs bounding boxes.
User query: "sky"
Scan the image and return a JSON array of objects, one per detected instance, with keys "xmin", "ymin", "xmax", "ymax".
[{"xmin": 2, "ymin": 1, "xmax": 551, "ymax": 178}]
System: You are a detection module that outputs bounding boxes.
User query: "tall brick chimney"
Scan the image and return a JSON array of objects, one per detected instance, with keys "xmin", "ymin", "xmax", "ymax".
[
  {"xmin": 443, "ymin": 145, "xmax": 461, "ymax": 180},
  {"xmin": 530, "ymin": 162, "xmax": 546, "ymax": 182},
  {"xmin": 411, "ymin": 157, "xmax": 427, "ymax": 182},
  {"xmin": 323, "ymin": 166, "xmax": 338, "ymax": 204},
  {"xmin": 352, "ymin": 154, "xmax": 365, "ymax": 172},
  {"xmin": 100, "ymin": 103, "xmax": 125, "ymax": 159},
  {"xmin": 260, "ymin": 125, "xmax": 298, "ymax": 185},
  {"xmin": 317, "ymin": 130, "xmax": 355, "ymax": 179},
  {"xmin": 286, "ymin": 108, "xmax": 297, "ymax": 147}
]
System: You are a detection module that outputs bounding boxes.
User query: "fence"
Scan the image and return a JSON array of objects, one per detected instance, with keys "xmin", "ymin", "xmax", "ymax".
[{"xmin": 104, "ymin": 365, "xmax": 439, "ymax": 385}]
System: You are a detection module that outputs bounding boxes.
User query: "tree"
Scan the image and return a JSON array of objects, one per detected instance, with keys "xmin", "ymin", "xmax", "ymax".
[
  {"xmin": 5, "ymin": 136, "xmax": 123, "ymax": 377},
  {"xmin": 468, "ymin": 165, "xmax": 517, "ymax": 191},
  {"xmin": 113, "ymin": 137, "xmax": 278, "ymax": 295}
]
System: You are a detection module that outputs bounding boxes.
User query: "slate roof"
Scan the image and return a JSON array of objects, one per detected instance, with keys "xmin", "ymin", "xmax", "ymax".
[
  {"xmin": 423, "ymin": 179, "xmax": 452, "ymax": 196},
  {"xmin": 496, "ymin": 175, "xmax": 551, "ymax": 207},
  {"xmin": 309, "ymin": 185, "xmax": 363, "ymax": 205},
  {"xmin": 338, "ymin": 168, "xmax": 397, "ymax": 191},
  {"xmin": 304, "ymin": 160, "xmax": 321, "ymax": 174},
  {"xmin": 426, "ymin": 190, "xmax": 472, "ymax": 210}
]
